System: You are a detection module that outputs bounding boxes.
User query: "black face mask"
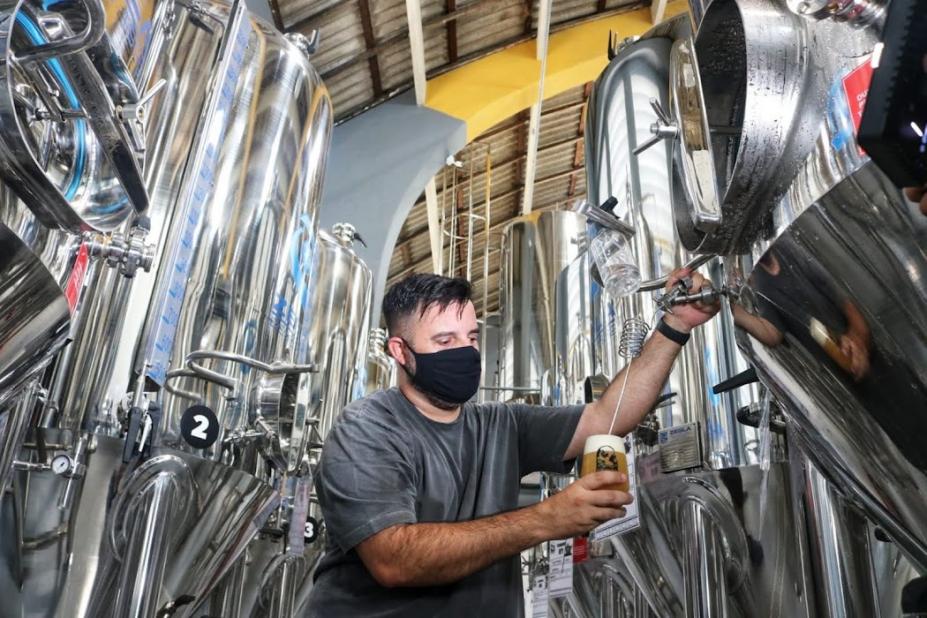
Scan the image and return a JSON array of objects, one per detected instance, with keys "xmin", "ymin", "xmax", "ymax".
[{"xmin": 401, "ymin": 341, "xmax": 482, "ymax": 405}]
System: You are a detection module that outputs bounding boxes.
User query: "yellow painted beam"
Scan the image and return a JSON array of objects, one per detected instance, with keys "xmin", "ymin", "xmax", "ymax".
[{"xmin": 425, "ymin": 0, "xmax": 687, "ymax": 141}]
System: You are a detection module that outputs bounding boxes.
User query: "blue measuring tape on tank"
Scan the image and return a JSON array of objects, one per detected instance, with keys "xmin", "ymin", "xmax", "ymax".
[{"xmin": 142, "ymin": 2, "xmax": 252, "ymax": 385}]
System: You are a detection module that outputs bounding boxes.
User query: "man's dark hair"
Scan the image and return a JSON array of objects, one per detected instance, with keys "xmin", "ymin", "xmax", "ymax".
[{"xmin": 382, "ymin": 273, "xmax": 472, "ymax": 335}]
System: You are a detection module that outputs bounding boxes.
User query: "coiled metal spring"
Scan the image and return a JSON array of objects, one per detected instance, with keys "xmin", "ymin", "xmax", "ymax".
[{"xmin": 618, "ymin": 317, "xmax": 650, "ymax": 359}]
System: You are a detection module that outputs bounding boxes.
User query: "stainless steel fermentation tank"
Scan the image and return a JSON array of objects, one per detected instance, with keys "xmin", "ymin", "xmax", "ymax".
[
  {"xmin": 0, "ymin": 0, "xmax": 335, "ymax": 615},
  {"xmin": 0, "ymin": 194, "xmax": 75, "ymax": 494},
  {"xmin": 554, "ymin": 22, "xmax": 815, "ymax": 618},
  {"xmin": 730, "ymin": 158, "xmax": 927, "ymax": 572},
  {"xmin": 0, "ymin": 0, "xmax": 177, "ymax": 490},
  {"xmin": 655, "ymin": 0, "xmax": 927, "ymax": 614},
  {"xmin": 0, "ymin": 195, "xmax": 73, "ymax": 411},
  {"xmin": 301, "ymin": 223, "xmax": 372, "ymax": 447},
  {"xmin": 154, "ymin": 6, "xmax": 331, "ymax": 475},
  {"xmin": 196, "ymin": 223, "xmax": 373, "ymax": 618},
  {"xmin": 291, "ymin": 224, "xmax": 371, "ymax": 616},
  {"xmin": 672, "ymin": 0, "xmax": 927, "ymax": 588},
  {"xmin": 364, "ymin": 327, "xmax": 396, "ymax": 395},
  {"xmin": 583, "ymin": 34, "xmax": 757, "ymax": 469},
  {"xmin": 553, "ymin": 555, "xmax": 657, "ymax": 618},
  {"xmin": 790, "ymin": 450, "xmax": 924, "ymax": 617},
  {"xmin": 498, "ymin": 210, "xmax": 587, "ymax": 403}
]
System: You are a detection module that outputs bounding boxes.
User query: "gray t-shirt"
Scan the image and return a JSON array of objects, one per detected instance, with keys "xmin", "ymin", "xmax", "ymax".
[{"xmin": 307, "ymin": 387, "xmax": 584, "ymax": 617}]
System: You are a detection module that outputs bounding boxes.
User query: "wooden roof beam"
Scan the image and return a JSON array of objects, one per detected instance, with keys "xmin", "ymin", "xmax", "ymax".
[
  {"xmin": 332, "ymin": 2, "xmax": 648, "ymax": 122},
  {"xmin": 446, "ymin": 0, "xmax": 459, "ymax": 63},
  {"xmin": 357, "ymin": 0, "xmax": 383, "ymax": 96}
]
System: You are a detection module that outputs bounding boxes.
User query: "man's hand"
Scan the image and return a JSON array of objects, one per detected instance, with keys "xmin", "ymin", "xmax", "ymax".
[
  {"xmin": 354, "ymin": 470, "xmax": 631, "ymax": 588},
  {"xmin": 904, "ymin": 186, "xmax": 927, "ymax": 216},
  {"xmin": 839, "ymin": 333, "xmax": 870, "ymax": 381},
  {"xmin": 533, "ymin": 471, "xmax": 632, "ymax": 539},
  {"xmin": 662, "ymin": 268, "xmax": 721, "ymax": 334}
]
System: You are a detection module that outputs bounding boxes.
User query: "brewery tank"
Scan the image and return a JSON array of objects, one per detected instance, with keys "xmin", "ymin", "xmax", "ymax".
[
  {"xmin": 652, "ymin": 0, "xmax": 927, "ymax": 613},
  {"xmin": 147, "ymin": 6, "xmax": 332, "ymax": 474},
  {"xmin": 0, "ymin": 0, "xmax": 174, "ymax": 489},
  {"xmin": 0, "ymin": 0, "xmax": 335, "ymax": 615},
  {"xmin": 672, "ymin": 0, "xmax": 927, "ymax": 574},
  {"xmin": 0, "ymin": 195, "xmax": 75, "ymax": 495},
  {"xmin": 498, "ymin": 210, "xmax": 587, "ymax": 403},
  {"xmin": 584, "ymin": 33, "xmax": 756, "ymax": 468},
  {"xmin": 566, "ymin": 22, "xmax": 815, "ymax": 617},
  {"xmin": 301, "ymin": 223, "xmax": 372, "ymax": 445},
  {"xmin": 191, "ymin": 223, "xmax": 373, "ymax": 618}
]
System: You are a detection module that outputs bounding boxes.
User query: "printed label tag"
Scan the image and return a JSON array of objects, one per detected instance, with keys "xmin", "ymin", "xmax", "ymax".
[
  {"xmin": 64, "ymin": 243, "xmax": 89, "ymax": 313},
  {"xmin": 548, "ymin": 539, "xmax": 573, "ymax": 599},
  {"xmin": 288, "ymin": 476, "xmax": 311, "ymax": 556},
  {"xmin": 572, "ymin": 536, "xmax": 588, "ymax": 564},
  {"xmin": 842, "ymin": 57, "xmax": 874, "ymax": 155},
  {"xmin": 530, "ymin": 575, "xmax": 549, "ymax": 618}
]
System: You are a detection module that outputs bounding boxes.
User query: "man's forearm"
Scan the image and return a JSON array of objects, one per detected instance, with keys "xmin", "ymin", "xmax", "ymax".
[
  {"xmin": 601, "ymin": 330, "xmax": 681, "ymax": 436},
  {"xmin": 360, "ymin": 505, "xmax": 549, "ymax": 587},
  {"xmin": 565, "ymin": 329, "xmax": 682, "ymax": 456}
]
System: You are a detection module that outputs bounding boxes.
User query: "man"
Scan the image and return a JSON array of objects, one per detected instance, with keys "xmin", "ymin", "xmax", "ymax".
[{"xmin": 308, "ymin": 269, "xmax": 718, "ymax": 617}]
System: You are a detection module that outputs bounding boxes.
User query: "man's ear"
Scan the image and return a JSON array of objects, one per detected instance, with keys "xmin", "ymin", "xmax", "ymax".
[{"xmin": 386, "ymin": 337, "xmax": 406, "ymax": 365}]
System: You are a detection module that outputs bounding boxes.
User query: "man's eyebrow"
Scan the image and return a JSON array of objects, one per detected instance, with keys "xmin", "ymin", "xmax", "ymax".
[{"xmin": 430, "ymin": 331, "xmax": 457, "ymax": 339}]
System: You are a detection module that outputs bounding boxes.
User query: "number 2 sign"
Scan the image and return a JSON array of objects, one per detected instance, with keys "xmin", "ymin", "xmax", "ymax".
[{"xmin": 180, "ymin": 405, "xmax": 220, "ymax": 449}]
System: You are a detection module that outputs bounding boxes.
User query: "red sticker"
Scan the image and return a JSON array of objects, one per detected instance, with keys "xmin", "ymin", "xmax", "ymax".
[
  {"xmin": 573, "ymin": 536, "xmax": 588, "ymax": 564},
  {"xmin": 65, "ymin": 243, "xmax": 89, "ymax": 312},
  {"xmin": 842, "ymin": 57, "xmax": 874, "ymax": 154}
]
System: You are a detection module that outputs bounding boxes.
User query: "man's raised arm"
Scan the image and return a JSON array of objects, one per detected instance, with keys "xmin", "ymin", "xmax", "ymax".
[{"xmin": 563, "ymin": 268, "xmax": 720, "ymax": 460}]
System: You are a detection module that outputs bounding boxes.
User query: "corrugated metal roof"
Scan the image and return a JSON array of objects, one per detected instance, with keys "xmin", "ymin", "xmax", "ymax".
[
  {"xmin": 273, "ymin": 0, "xmax": 642, "ymax": 119},
  {"xmin": 385, "ymin": 81, "xmax": 591, "ymax": 317},
  {"xmin": 271, "ymin": 0, "xmax": 644, "ymax": 321}
]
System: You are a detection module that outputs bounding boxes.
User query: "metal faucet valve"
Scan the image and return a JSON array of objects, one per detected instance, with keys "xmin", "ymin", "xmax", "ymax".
[
  {"xmin": 656, "ymin": 278, "xmax": 731, "ymax": 314},
  {"xmin": 632, "ymin": 98, "xmax": 679, "ymax": 156}
]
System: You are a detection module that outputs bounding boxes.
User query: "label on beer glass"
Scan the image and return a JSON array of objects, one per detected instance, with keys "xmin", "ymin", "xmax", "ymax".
[
  {"xmin": 590, "ymin": 436, "xmax": 641, "ymax": 541},
  {"xmin": 580, "ymin": 434, "xmax": 629, "ymax": 491}
]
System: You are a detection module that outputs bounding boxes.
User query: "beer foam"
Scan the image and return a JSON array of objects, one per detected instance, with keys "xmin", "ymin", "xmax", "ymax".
[{"xmin": 583, "ymin": 434, "xmax": 625, "ymax": 456}]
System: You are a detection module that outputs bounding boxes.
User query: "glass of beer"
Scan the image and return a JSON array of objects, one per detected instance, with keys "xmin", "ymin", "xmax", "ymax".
[{"xmin": 580, "ymin": 434, "xmax": 629, "ymax": 492}]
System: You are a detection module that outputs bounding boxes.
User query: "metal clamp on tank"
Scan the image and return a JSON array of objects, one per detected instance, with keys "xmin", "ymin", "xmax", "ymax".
[
  {"xmin": 575, "ymin": 197, "xmax": 635, "ymax": 238},
  {"xmin": 84, "ymin": 219, "xmax": 156, "ymax": 278},
  {"xmin": 0, "ymin": 0, "xmax": 157, "ymax": 232}
]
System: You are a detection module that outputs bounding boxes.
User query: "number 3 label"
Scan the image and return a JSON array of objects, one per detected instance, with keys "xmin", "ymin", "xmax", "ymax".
[
  {"xmin": 180, "ymin": 405, "xmax": 220, "ymax": 449},
  {"xmin": 305, "ymin": 516, "xmax": 320, "ymax": 544}
]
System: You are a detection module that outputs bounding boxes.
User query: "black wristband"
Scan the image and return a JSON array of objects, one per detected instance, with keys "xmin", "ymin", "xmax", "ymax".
[{"xmin": 656, "ymin": 318, "xmax": 690, "ymax": 346}]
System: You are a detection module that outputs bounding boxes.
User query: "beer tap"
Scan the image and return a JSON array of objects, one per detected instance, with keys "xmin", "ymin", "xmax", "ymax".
[{"xmin": 655, "ymin": 276, "xmax": 734, "ymax": 314}]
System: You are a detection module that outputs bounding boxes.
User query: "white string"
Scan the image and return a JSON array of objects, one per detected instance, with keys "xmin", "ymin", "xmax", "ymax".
[{"xmin": 607, "ymin": 357, "xmax": 634, "ymax": 435}]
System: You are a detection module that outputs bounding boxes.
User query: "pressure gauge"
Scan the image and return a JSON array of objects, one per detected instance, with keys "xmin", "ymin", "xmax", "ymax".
[{"xmin": 51, "ymin": 454, "xmax": 75, "ymax": 476}]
